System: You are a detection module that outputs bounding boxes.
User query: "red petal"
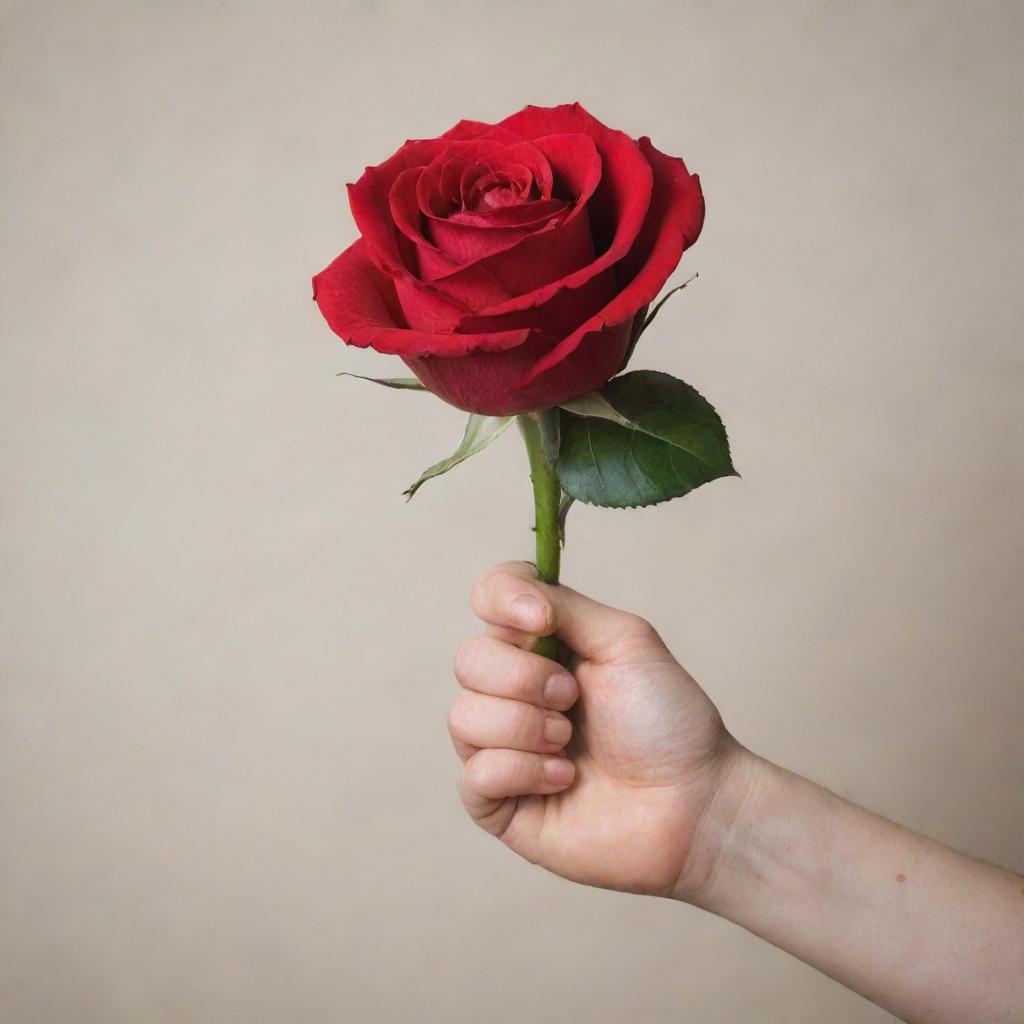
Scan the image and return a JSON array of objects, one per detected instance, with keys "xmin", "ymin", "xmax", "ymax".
[
  {"xmin": 312, "ymin": 240, "xmax": 531, "ymax": 358},
  {"xmin": 431, "ymin": 206, "xmax": 594, "ymax": 305},
  {"xmin": 515, "ymin": 136, "xmax": 704, "ymax": 387},
  {"xmin": 403, "ymin": 331, "xmax": 557, "ymax": 414},
  {"xmin": 532, "ymin": 133, "xmax": 601, "ymax": 207},
  {"xmin": 412, "ymin": 139, "xmax": 561, "ymax": 265},
  {"xmin": 446, "ymin": 197, "xmax": 567, "ymax": 229},
  {"xmin": 457, "ymin": 266, "xmax": 618, "ymax": 341},
  {"xmin": 467, "ymin": 103, "xmax": 653, "ymax": 317},
  {"xmin": 440, "ymin": 121, "xmax": 524, "ymax": 145},
  {"xmin": 388, "ymin": 166, "xmax": 442, "ymax": 271},
  {"xmin": 402, "ymin": 316, "xmax": 632, "ymax": 416},
  {"xmin": 347, "ymin": 139, "xmax": 448, "ymax": 273},
  {"xmin": 349, "ymin": 136, "xmax": 511, "ymax": 274},
  {"xmin": 509, "ymin": 318, "xmax": 633, "ymax": 411},
  {"xmin": 478, "ymin": 140, "xmax": 554, "ymax": 199},
  {"xmin": 427, "ymin": 216, "xmax": 544, "ymax": 265}
]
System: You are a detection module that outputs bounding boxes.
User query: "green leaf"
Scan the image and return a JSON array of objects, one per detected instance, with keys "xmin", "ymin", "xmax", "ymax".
[
  {"xmin": 404, "ymin": 415, "xmax": 513, "ymax": 499},
  {"xmin": 556, "ymin": 370, "xmax": 737, "ymax": 509},
  {"xmin": 338, "ymin": 372, "xmax": 428, "ymax": 391}
]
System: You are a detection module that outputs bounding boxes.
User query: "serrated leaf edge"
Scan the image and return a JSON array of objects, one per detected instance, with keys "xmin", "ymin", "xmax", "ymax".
[{"xmin": 556, "ymin": 370, "xmax": 739, "ymax": 508}]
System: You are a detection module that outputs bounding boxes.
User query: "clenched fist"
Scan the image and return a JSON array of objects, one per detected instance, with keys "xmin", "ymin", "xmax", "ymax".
[{"xmin": 448, "ymin": 561, "xmax": 740, "ymax": 898}]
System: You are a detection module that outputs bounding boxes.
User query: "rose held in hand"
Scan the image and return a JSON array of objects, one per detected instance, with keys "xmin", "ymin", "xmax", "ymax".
[{"xmin": 313, "ymin": 103, "xmax": 704, "ymax": 415}]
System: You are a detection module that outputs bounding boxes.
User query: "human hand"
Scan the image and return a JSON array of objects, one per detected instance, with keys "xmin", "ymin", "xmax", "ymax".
[
  {"xmin": 448, "ymin": 561, "xmax": 743, "ymax": 898},
  {"xmin": 449, "ymin": 563, "xmax": 1024, "ymax": 1022}
]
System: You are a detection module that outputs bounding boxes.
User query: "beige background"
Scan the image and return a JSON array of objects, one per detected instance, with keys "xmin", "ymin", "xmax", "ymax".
[{"xmin": 1, "ymin": 1, "xmax": 1021, "ymax": 1021}]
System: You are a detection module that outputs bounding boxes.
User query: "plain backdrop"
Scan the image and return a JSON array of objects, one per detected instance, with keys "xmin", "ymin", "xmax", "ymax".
[{"xmin": 1, "ymin": 2, "xmax": 1021, "ymax": 1022}]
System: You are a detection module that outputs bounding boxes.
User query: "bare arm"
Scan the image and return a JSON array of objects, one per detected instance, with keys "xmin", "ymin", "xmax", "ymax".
[
  {"xmin": 685, "ymin": 751, "xmax": 1024, "ymax": 1024},
  {"xmin": 449, "ymin": 562, "xmax": 1024, "ymax": 1023}
]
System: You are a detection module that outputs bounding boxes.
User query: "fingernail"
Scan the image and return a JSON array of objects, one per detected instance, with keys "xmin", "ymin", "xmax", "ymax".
[
  {"xmin": 543, "ymin": 673, "xmax": 578, "ymax": 709},
  {"xmin": 544, "ymin": 716, "xmax": 572, "ymax": 747},
  {"xmin": 511, "ymin": 594, "xmax": 548, "ymax": 631},
  {"xmin": 543, "ymin": 758, "xmax": 575, "ymax": 786}
]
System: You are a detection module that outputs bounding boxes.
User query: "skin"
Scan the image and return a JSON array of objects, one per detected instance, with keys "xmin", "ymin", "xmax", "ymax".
[{"xmin": 450, "ymin": 562, "xmax": 1024, "ymax": 1024}]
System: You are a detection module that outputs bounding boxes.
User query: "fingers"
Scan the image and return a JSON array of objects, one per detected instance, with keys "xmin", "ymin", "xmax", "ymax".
[
  {"xmin": 448, "ymin": 690, "xmax": 573, "ymax": 758},
  {"xmin": 450, "ymin": 621, "xmax": 578, "ymax": 835},
  {"xmin": 459, "ymin": 748, "xmax": 575, "ymax": 807},
  {"xmin": 470, "ymin": 561, "xmax": 664, "ymax": 662},
  {"xmin": 470, "ymin": 562, "xmax": 554, "ymax": 636},
  {"xmin": 454, "ymin": 634, "xmax": 579, "ymax": 710}
]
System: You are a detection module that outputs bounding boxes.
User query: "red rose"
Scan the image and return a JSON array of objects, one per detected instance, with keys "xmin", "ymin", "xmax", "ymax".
[{"xmin": 313, "ymin": 103, "xmax": 704, "ymax": 416}]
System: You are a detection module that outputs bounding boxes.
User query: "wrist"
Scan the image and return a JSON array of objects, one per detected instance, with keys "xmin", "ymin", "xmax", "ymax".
[
  {"xmin": 673, "ymin": 745, "xmax": 853, "ymax": 929},
  {"xmin": 670, "ymin": 739, "xmax": 770, "ymax": 904}
]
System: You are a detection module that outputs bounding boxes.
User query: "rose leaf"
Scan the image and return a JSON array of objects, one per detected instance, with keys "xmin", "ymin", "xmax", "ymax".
[{"xmin": 556, "ymin": 370, "xmax": 737, "ymax": 508}]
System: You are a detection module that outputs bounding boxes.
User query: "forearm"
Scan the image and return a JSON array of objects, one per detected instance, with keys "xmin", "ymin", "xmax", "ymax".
[{"xmin": 680, "ymin": 748, "xmax": 1024, "ymax": 1023}]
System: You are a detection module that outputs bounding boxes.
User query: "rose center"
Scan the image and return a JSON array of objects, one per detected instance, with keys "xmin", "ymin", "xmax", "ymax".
[
  {"xmin": 477, "ymin": 183, "xmax": 518, "ymax": 210},
  {"xmin": 463, "ymin": 167, "xmax": 537, "ymax": 214}
]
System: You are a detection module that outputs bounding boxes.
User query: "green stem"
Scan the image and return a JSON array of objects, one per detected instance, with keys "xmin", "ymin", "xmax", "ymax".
[{"xmin": 519, "ymin": 411, "xmax": 562, "ymax": 661}]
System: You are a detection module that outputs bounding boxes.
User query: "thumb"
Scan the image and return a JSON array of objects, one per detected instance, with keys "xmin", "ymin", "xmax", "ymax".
[{"xmin": 470, "ymin": 561, "xmax": 667, "ymax": 663}]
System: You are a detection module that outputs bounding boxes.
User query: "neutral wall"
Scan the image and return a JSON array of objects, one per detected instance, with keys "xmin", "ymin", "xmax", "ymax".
[{"xmin": 1, "ymin": 2, "xmax": 1020, "ymax": 1021}]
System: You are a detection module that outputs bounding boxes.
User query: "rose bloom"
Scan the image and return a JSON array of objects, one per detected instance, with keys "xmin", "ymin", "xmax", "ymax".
[{"xmin": 313, "ymin": 103, "xmax": 704, "ymax": 416}]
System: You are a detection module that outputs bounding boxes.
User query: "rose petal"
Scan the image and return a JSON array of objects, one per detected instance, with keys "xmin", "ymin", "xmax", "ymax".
[
  {"xmin": 456, "ymin": 265, "xmax": 618, "ymax": 342},
  {"xmin": 402, "ymin": 330, "xmax": 559, "ymax": 415},
  {"xmin": 440, "ymin": 121, "xmax": 525, "ymax": 145},
  {"xmin": 402, "ymin": 317, "xmax": 632, "ymax": 416},
  {"xmin": 446, "ymin": 197, "xmax": 568, "ymax": 229},
  {"xmin": 388, "ymin": 166, "xmax": 434, "ymax": 266},
  {"xmin": 430, "ymin": 206, "xmax": 594, "ymax": 306},
  {"xmin": 413, "ymin": 139, "xmax": 509, "ymax": 220},
  {"xmin": 411, "ymin": 139, "xmax": 561, "ymax": 266},
  {"xmin": 463, "ymin": 103, "xmax": 654, "ymax": 317},
  {"xmin": 514, "ymin": 136, "xmax": 704, "ymax": 387},
  {"xmin": 477, "ymin": 140, "xmax": 554, "ymax": 199},
  {"xmin": 467, "ymin": 165, "xmax": 531, "ymax": 204},
  {"xmin": 312, "ymin": 239, "xmax": 531, "ymax": 358},
  {"xmin": 386, "ymin": 161, "xmax": 543, "ymax": 280},
  {"xmin": 531, "ymin": 133, "xmax": 601, "ymax": 207},
  {"xmin": 427, "ymin": 216, "xmax": 548, "ymax": 265},
  {"xmin": 349, "ymin": 135, "xmax": 514, "ymax": 274},
  {"xmin": 347, "ymin": 139, "xmax": 449, "ymax": 273},
  {"xmin": 508, "ymin": 317, "xmax": 633, "ymax": 412}
]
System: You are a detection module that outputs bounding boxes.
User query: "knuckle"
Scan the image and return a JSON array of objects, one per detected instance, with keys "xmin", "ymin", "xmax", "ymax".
[
  {"xmin": 508, "ymin": 700, "xmax": 537, "ymax": 739},
  {"xmin": 446, "ymin": 694, "xmax": 473, "ymax": 739},
  {"xmin": 453, "ymin": 635, "xmax": 485, "ymax": 686},
  {"xmin": 463, "ymin": 750, "xmax": 500, "ymax": 795},
  {"xmin": 623, "ymin": 613, "xmax": 661, "ymax": 644},
  {"xmin": 470, "ymin": 562, "xmax": 536, "ymax": 615},
  {"xmin": 512, "ymin": 683, "xmax": 535, "ymax": 708},
  {"xmin": 470, "ymin": 565, "xmax": 508, "ymax": 611},
  {"xmin": 469, "ymin": 575, "xmax": 492, "ymax": 615}
]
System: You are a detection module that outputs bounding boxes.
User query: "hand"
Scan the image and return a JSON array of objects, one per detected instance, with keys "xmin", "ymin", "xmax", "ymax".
[
  {"xmin": 449, "ymin": 563, "xmax": 1024, "ymax": 1022},
  {"xmin": 448, "ymin": 561, "xmax": 742, "ymax": 897}
]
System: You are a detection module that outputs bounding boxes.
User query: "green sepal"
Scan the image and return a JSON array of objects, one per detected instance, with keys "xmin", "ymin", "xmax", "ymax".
[
  {"xmin": 338, "ymin": 372, "xmax": 428, "ymax": 391},
  {"xmin": 618, "ymin": 274, "xmax": 698, "ymax": 372},
  {"xmin": 557, "ymin": 492, "xmax": 575, "ymax": 546},
  {"xmin": 639, "ymin": 273, "xmax": 698, "ymax": 336},
  {"xmin": 404, "ymin": 414, "xmax": 513, "ymax": 499}
]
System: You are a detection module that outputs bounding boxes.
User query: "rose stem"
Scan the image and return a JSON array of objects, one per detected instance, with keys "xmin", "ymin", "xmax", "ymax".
[{"xmin": 519, "ymin": 411, "xmax": 562, "ymax": 662}]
